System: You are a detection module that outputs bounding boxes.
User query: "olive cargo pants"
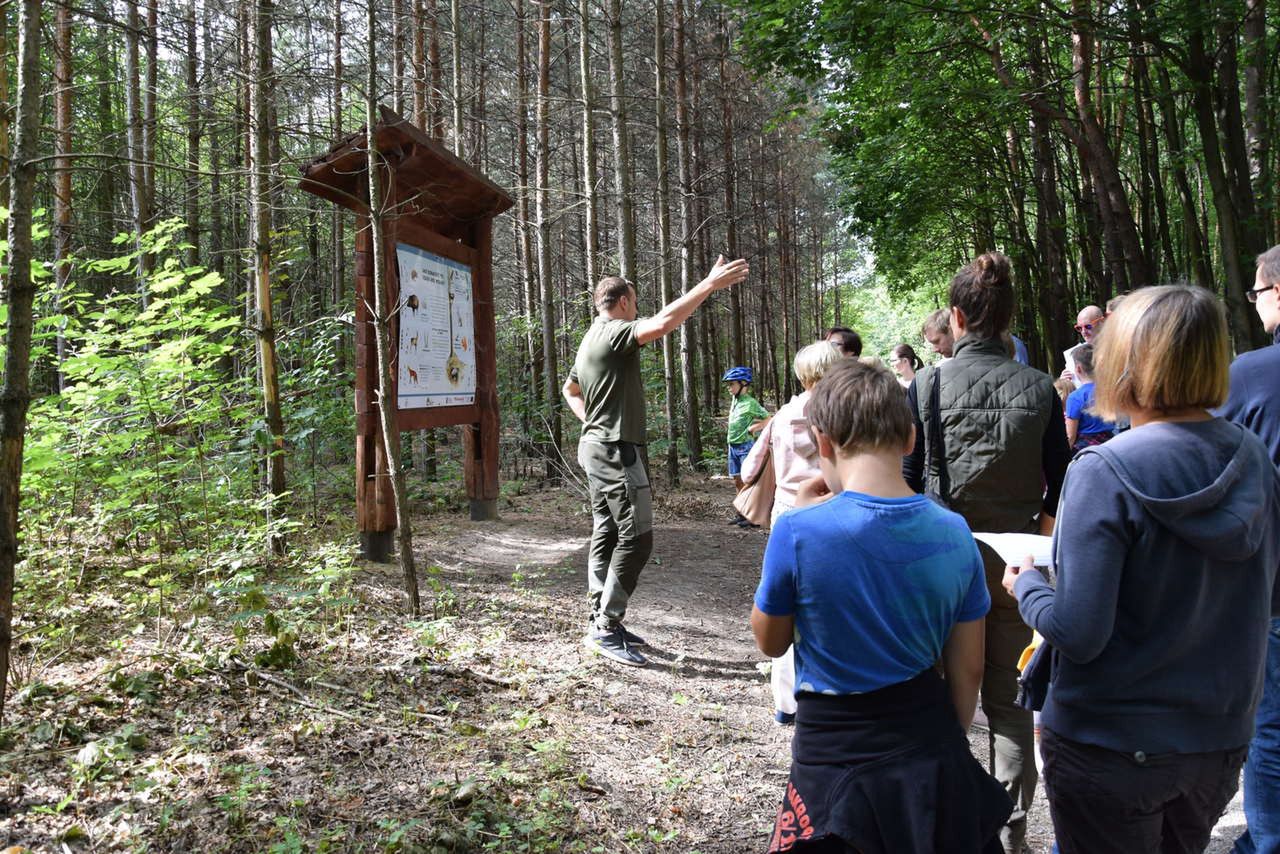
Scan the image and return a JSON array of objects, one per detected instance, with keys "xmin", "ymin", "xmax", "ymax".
[{"xmin": 578, "ymin": 439, "xmax": 654, "ymax": 631}]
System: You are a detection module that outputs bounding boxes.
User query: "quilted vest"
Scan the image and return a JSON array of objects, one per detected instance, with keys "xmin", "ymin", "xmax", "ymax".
[{"xmin": 918, "ymin": 335, "xmax": 1055, "ymax": 533}]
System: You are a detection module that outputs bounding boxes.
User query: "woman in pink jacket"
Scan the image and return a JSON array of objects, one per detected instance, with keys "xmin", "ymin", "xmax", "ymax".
[{"xmin": 741, "ymin": 340, "xmax": 843, "ymax": 723}]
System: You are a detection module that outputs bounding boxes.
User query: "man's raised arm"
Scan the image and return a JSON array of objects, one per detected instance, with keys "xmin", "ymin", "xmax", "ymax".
[{"xmin": 634, "ymin": 255, "xmax": 749, "ymax": 346}]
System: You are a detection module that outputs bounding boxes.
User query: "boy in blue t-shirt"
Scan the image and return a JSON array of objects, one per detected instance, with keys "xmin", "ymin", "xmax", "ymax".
[
  {"xmin": 750, "ymin": 358, "xmax": 1010, "ymax": 854},
  {"xmin": 1063, "ymin": 344, "xmax": 1117, "ymax": 453}
]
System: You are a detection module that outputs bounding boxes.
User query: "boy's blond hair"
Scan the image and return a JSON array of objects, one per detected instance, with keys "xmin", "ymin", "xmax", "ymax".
[
  {"xmin": 808, "ymin": 359, "xmax": 913, "ymax": 454},
  {"xmin": 1092, "ymin": 284, "xmax": 1229, "ymax": 421},
  {"xmin": 793, "ymin": 340, "xmax": 842, "ymax": 389}
]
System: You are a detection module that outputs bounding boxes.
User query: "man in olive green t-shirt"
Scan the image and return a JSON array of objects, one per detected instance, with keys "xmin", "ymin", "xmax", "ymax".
[{"xmin": 563, "ymin": 257, "xmax": 749, "ymax": 667}]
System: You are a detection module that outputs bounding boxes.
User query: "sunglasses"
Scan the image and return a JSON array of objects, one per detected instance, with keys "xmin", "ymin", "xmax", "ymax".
[
  {"xmin": 1074, "ymin": 322, "xmax": 1098, "ymax": 333},
  {"xmin": 1247, "ymin": 283, "xmax": 1275, "ymax": 304}
]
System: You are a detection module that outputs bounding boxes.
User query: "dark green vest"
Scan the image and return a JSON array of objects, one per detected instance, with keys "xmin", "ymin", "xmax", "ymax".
[{"xmin": 918, "ymin": 336, "xmax": 1055, "ymax": 533}]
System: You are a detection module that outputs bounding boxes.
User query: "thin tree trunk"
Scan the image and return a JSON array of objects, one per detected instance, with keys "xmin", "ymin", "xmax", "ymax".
[
  {"xmin": 367, "ymin": 0, "xmax": 420, "ymax": 617},
  {"xmin": 606, "ymin": 0, "xmax": 636, "ymax": 280},
  {"xmin": 514, "ymin": 0, "xmax": 540, "ymax": 435},
  {"xmin": 125, "ymin": 1, "xmax": 150, "ymax": 304},
  {"xmin": 578, "ymin": 0, "xmax": 599, "ymax": 289},
  {"xmin": 718, "ymin": 14, "xmax": 744, "ymax": 365},
  {"xmin": 392, "ymin": 0, "xmax": 406, "ymax": 114},
  {"xmin": 0, "ymin": 0, "xmax": 43, "ymax": 723},
  {"xmin": 412, "ymin": 0, "xmax": 427, "ymax": 129},
  {"xmin": 654, "ymin": 0, "xmax": 679, "ymax": 486},
  {"xmin": 673, "ymin": 0, "xmax": 701, "ymax": 468},
  {"xmin": 535, "ymin": 0, "xmax": 561, "ymax": 458},
  {"xmin": 185, "ymin": 1, "xmax": 201, "ymax": 268},
  {"xmin": 143, "ymin": 0, "xmax": 157, "ymax": 232},
  {"xmin": 450, "ymin": 0, "xmax": 463, "ymax": 155},
  {"xmin": 54, "ymin": 0, "xmax": 72, "ymax": 392},
  {"xmin": 428, "ymin": 0, "xmax": 443, "ymax": 140},
  {"xmin": 252, "ymin": 0, "xmax": 287, "ymax": 554}
]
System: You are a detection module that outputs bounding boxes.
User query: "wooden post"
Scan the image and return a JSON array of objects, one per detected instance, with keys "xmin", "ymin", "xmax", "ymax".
[{"xmin": 467, "ymin": 218, "xmax": 499, "ymax": 520}]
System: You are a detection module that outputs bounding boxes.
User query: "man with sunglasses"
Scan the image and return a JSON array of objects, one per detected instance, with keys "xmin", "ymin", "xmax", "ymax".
[
  {"xmin": 1218, "ymin": 244, "xmax": 1280, "ymax": 854},
  {"xmin": 1073, "ymin": 305, "xmax": 1105, "ymax": 343}
]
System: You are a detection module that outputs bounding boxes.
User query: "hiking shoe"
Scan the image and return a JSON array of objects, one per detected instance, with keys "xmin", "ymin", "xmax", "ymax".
[
  {"xmin": 774, "ymin": 710, "xmax": 796, "ymax": 726},
  {"xmin": 583, "ymin": 628, "xmax": 647, "ymax": 667},
  {"xmin": 586, "ymin": 622, "xmax": 647, "ymax": 647},
  {"xmin": 618, "ymin": 625, "xmax": 647, "ymax": 647}
]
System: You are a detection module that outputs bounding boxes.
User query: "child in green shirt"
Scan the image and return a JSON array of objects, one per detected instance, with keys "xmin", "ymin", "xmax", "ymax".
[{"xmin": 723, "ymin": 367, "xmax": 769, "ymax": 493}]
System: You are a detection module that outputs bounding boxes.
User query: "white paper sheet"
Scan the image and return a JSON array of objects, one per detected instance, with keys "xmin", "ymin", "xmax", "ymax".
[{"xmin": 972, "ymin": 532, "xmax": 1054, "ymax": 568}]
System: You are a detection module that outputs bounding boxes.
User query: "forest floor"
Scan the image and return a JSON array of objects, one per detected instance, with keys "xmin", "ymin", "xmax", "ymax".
[{"xmin": 0, "ymin": 477, "xmax": 1246, "ymax": 852}]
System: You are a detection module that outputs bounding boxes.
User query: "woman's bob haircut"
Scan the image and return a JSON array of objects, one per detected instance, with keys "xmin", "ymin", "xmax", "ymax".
[{"xmin": 1092, "ymin": 284, "xmax": 1230, "ymax": 421}]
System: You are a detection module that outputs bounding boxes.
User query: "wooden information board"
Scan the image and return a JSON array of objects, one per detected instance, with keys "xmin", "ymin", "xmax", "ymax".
[{"xmin": 300, "ymin": 107, "xmax": 513, "ymax": 561}]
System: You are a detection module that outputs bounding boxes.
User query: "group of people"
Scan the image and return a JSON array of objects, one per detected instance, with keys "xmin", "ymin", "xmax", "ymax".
[{"xmin": 562, "ymin": 246, "xmax": 1280, "ymax": 854}]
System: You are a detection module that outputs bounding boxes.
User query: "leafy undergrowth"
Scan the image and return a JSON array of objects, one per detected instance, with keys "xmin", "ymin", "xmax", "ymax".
[{"xmin": 1, "ymin": 493, "xmax": 699, "ymax": 853}]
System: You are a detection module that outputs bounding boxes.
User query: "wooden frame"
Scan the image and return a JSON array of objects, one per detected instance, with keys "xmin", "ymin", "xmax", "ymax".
[{"xmin": 300, "ymin": 107, "xmax": 513, "ymax": 560}]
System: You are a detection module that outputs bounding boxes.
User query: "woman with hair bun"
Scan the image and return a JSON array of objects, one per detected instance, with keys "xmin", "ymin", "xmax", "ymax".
[
  {"xmin": 1003, "ymin": 285, "xmax": 1280, "ymax": 853},
  {"xmin": 890, "ymin": 343, "xmax": 923, "ymax": 388},
  {"xmin": 902, "ymin": 251, "xmax": 1071, "ymax": 854}
]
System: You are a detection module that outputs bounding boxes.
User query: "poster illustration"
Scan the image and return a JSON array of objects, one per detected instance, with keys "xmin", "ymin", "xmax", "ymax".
[{"xmin": 395, "ymin": 244, "xmax": 476, "ymax": 408}]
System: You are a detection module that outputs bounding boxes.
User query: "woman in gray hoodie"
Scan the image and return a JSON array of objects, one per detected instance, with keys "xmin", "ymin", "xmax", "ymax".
[{"xmin": 1003, "ymin": 284, "xmax": 1280, "ymax": 854}]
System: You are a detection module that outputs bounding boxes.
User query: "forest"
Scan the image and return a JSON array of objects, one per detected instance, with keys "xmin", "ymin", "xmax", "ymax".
[{"xmin": 0, "ymin": 0, "xmax": 1274, "ymax": 849}]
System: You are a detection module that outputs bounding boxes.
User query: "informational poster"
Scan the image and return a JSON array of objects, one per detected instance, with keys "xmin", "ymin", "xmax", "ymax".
[{"xmin": 395, "ymin": 244, "xmax": 476, "ymax": 408}]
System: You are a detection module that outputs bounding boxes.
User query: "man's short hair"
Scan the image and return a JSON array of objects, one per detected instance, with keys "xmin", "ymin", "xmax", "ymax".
[
  {"xmin": 1092, "ymin": 284, "xmax": 1229, "ymax": 421},
  {"xmin": 808, "ymin": 358, "xmax": 913, "ymax": 455},
  {"xmin": 594, "ymin": 276, "xmax": 632, "ymax": 310},
  {"xmin": 793, "ymin": 340, "xmax": 842, "ymax": 388},
  {"xmin": 950, "ymin": 252, "xmax": 1014, "ymax": 339},
  {"xmin": 826, "ymin": 326, "xmax": 862, "ymax": 357},
  {"xmin": 1257, "ymin": 245, "xmax": 1280, "ymax": 288},
  {"xmin": 921, "ymin": 308, "xmax": 951, "ymax": 338}
]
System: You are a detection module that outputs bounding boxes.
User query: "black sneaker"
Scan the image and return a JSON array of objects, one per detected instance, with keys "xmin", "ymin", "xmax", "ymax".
[
  {"xmin": 587, "ymin": 621, "xmax": 647, "ymax": 647},
  {"xmin": 582, "ymin": 628, "xmax": 647, "ymax": 667},
  {"xmin": 618, "ymin": 625, "xmax": 647, "ymax": 647}
]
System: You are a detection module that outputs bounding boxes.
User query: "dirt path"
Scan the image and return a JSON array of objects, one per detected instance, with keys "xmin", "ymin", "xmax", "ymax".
[{"xmin": 1, "ymin": 477, "xmax": 1247, "ymax": 851}]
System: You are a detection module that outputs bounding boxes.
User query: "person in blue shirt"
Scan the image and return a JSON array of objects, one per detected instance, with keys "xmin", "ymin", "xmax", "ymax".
[
  {"xmin": 1063, "ymin": 344, "xmax": 1117, "ymax": 453},
  {"xmin": 751, "ymin": 358, "xmax": 1011, "ymax": 853}
]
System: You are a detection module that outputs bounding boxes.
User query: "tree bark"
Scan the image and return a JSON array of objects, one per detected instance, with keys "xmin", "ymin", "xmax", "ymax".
[
  {"xmin": 0, "ymin": 0, "xmax": 43, "ymax": 724},
  {"xmin": 654, "ymin": 0, "xmax": 680, "ymax": 486},
  {"xmin": 185, "ymin": 1, "xmax": 201, "ymax": 268},
  {"xmin": 367, "ymin": 0, "xmax": 420, "ymax": 617},
  {"xmin": 54, "ymin": 0, "xmax": 72, "ymax": 392},
  {"xmin": 606, "ymin": 0, "xmax": 636, "ymax": 281},
  {"xmin": 535, "ymin": 0, "xmax": 561, "ymax": 457},
  {"xmin": 450, "ymin": 0, "xmax": 464, "ymax": 155},
  {"xmin": 673, "ymin": 0, "xmax": 701, "ymax": 468},
  {"xmin": 124, "ymin": 1, "xmax": 151, "ymax": 304},
  {"xmin": 252, "ymin": 0, "xmax": 287, "ymax": 553},
  {"xmin": 577, "ymin": 0, "xmax": 600, "ymax": 290}
]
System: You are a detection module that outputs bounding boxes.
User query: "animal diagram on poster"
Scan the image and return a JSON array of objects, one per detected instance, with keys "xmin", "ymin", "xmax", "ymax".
[{"xmin": 395, "ymin": 243, "xmax": 476, "ymax": 409}]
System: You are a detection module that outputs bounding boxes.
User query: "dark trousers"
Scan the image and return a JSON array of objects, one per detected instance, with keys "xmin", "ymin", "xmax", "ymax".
[{"xmin": 1041, "ymin": 727, "xmax": 1246, "ymax": 854}]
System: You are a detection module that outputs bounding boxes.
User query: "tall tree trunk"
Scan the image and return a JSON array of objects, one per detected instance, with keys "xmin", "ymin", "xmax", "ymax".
[
  {"xmin": 185, "ymin": 1, "xmax": 201, "ymax": 268},
  {"xmin": 1242, "ymin": 0, "xmax": 1269, "ymax": 238},
  {"xmin": 392, "ymin": 0, "xmax": 406, "ymax": 113},
  {"xmin": 53, "ymin": 0, "xmax": 72, "ymax": 392},
  {"xmin": 654, "ymin": 0, "xmax": 679, "ymax": 486},
  {"xmin": 578, "ymin": 0, "xmax": 600, "ymax": 289},
  {"xmin": 125, "ymin": 1, "xmax": 150, "ymax": 304},
  {"xmin": 428, "ymin": 0, "xmax": 443, "ymax": 140},
  {"xmin": 673, "ymin": 0, "xmax": 701, "ymax": 468},
  {"xmin": 366, "ymin": 0, "xmax": 420, "ymax": 617},
  {"xmin": 252, "ymin": 0, "xmax": 287, "ymax": 553},
  {"xmin": 535, "ymin": 0, "xmax": 561, "ymax": 459},
  {"xmin": 143, "ymin": 0, "xmax": 157, "ymax": 232},
  {"xmin": 412, "ymin": 0, "xmax": 427, "ymax": 129},
  {"xmin": 331, "ymin": 0, "xmax": 344, "ymax": 310},
  {"xmin": 0, "ymin": 0, "xmax": 43, "ymax": 723},
  {"xmin": 450, "ymin": 0, "xmax": 463, "ymax": 155},
  {"xmin": 718, "ymin": 14, "xmax": 744, "ymax": 365},
  {"xmin": 514, "ymin": 0, "xmax": 540, "ymax": 439},
  {"xmin": 1185, "ymin": 6, "xmax": 1261, "ymax": 346},
  {"xmin": 606, "ymin": 0, "xmax": 636, "ymax": 280}
]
